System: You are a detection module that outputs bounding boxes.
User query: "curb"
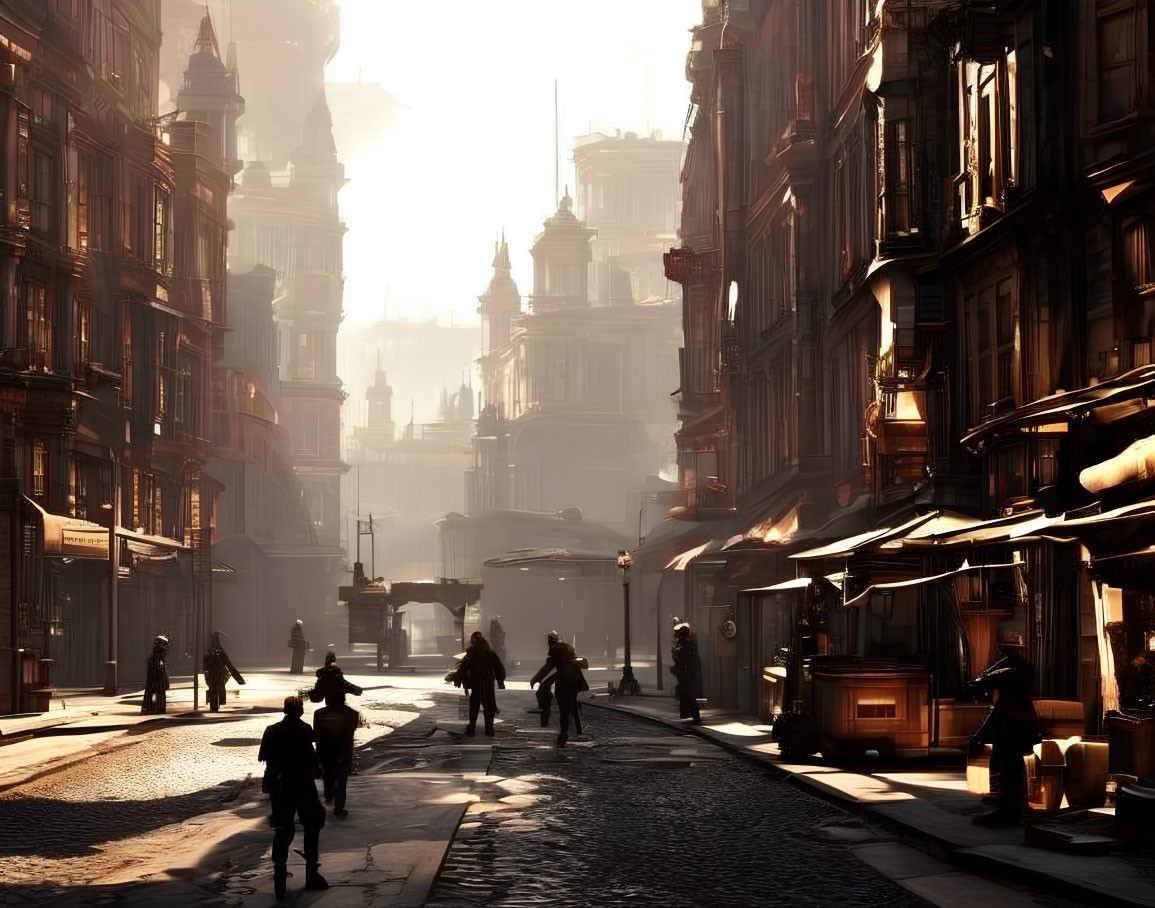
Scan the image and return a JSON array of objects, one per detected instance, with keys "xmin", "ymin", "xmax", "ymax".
[{"xmin": 584, "ymin": 696, "xmax": 1149, "ymax": 908}]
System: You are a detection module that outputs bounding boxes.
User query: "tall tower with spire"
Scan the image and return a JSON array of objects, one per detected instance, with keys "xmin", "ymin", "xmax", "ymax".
[
  {"xmin": 478, "ymin": 230, "xmax": 520, "ymax": 356},
  {"xmin": 529, "ymin": 189, "xmax": 596, "ymax": 312},
  {"xmin": 176, "ymin": 11, "xmax": 245, "ymax": 178}
]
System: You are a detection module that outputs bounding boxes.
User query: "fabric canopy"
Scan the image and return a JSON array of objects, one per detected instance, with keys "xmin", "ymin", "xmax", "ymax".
[{"xmin": 842, "ymin": 560, "xmax": 1021, "ymax": 608}]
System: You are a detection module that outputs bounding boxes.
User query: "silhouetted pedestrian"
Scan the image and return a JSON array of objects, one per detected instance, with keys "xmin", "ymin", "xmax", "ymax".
[
  {"xmin": 288, "ymin": 620, "xmax": 309, "ymax": 674},
  {"xmin": 308, "ymin": 651, "xmax": 362, "ymax": 703},
  {"xmin": 489, "ymin": 616, "xmax": 507, "ymax": 663},
  {"xmin": 448, "ymin": 630, "xmax": 506, "ymax": 736},
  {"xmin": 671, "ymin": 623, "xmax": 702, "ymax": 724},
  {"xmin": 313, "ymin": 690, "xmax": 359, "ymax": 818},
  {"xmin": 531, "ymin": 633, "xmax": 588, "ymax": 746},
  {"xmin": 259, "ymin": 695, "xmax": 328, "ymax": 900},
  {"xmin": 533, "ymin": 631, "xmax": 560, "ymax": 726},
  {"xmin": 141, "ymin": 634, "xmax": 170, "ymax": 714},
  {"xmin": 967, "ymin": 647, "xmax": 1040, "ymax": 826},
  {"xmin": 203, "ymin": 631, "xmax": 245, "ymax": 712}
]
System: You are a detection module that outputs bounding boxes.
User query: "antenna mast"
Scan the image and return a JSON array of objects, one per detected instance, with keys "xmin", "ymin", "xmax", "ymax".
[{"xmin": 554, "ymin": 78, "xmax": 559, "ymax": 206}]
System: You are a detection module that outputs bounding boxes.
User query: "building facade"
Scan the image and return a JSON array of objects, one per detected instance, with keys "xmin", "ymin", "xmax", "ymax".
[
  {"xmin": 656, "ymin": 0, "xmax": 1155, "ymax": 773},
  {"xmin": 0, "ymin": 1, "xmax": 228, "ymax": 712}
]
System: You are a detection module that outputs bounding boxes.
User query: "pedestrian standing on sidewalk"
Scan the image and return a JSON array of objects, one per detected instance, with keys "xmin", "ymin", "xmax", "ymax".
[
  {"xmin": 447, "ymin": 630, "xmax": 506, "ymax": 736},
  {"xmin": 313, "ymin": 689, "xmax": 359, "ymax": 818},
  {"xmin": 203, "ymin": 631, "xmax": 245, "ymax": 712},
  {"xmin": 671, "ymin": 622, "xmax": 703, "ymax": 725},
  {"xmin": 141, "ymin": 634, "xmax": 170, "ymax": 714},
  {"xmin": 489, "ymin": 616, "xmax": 507, "ymax": 663},
  {"xmin": 259, "ymin": 695, "xmax": 328, "ymax": 900},
  {"xmin": 966, "ymin": 646, "xmax": 1039, "ymax": 826},
  {"xmin": 531, "ymin": 633, "xmax": 589, "ymax": 747},
  {"xmin": 288, "ymin": 620, "xmax": 309, "ymax": 674}
]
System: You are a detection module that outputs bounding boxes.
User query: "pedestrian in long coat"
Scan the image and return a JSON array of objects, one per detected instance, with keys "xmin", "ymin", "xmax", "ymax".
[
  {"xmin": 259, "ymin": 695, "xmax": 328, "ymax": 899},
  {"xmin": 313, "ymin": 689, "xmax": 360, "ymax": 818},
  {"xmin": 141, "ymin": 634, "xmax": 170, "ymax": 714},
  {"xmin": 203, "ymin": 631, "xmax": 245, "ymax": 711},
  {"xmin": 671, "ymin": 623, "xmax": 702, "ymax": 724},
  {"xmin": 288, "ymin": 620, "xmax": 309, "ymax": 674},
  {"xmin": 531, "ymin": 634, "xmax": 589, "ymax": 746},
  {"xmin": 448, "ymin": 631, "xmax": 506, "ymax": 736}
]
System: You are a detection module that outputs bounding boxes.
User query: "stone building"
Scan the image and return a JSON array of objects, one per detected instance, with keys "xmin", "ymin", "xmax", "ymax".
[
  {"xmin": 0, "ymin": 1, "xmax": 228, "ymax": 712},
  {"xmin": 654, "ymin": 0, "xmax": 1155, "ymax": 773}
]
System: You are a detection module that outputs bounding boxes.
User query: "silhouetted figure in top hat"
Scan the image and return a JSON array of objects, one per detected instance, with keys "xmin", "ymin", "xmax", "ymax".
[
  {"xmin": 671, "ymin": 622, "xmax": 702, "ymax": 725},
  {"xmin": 288, "ymin": 620, "xmax": 309, "ymax": 674},
  {"xmin": 203, "ymin": 631, "xmax": 245, "ymax": 712},
  {"xmin": 448, "ymin": 631, "xmax": 506, "ymax": 737},
  {"xmin": 141, "ymin": 634, "xmax": 170, "ymax": 714},
  {"xmin": 308, "ymin": 651, "xmax": 362, "ymax": 704},
  {"xmin": 313, "ymin": 689, "xmax": 359, "ymax": 818},
  {"xmin": 967, "ymin": 647, "xmax": 1039, "ymax": 826},
  {"xmin": 259, "ymin": 695, "xmax": 328, "ymax": 900},
  {"xmin": 531, "ymin": 633, "xmax": 588, "ymax": 746}
]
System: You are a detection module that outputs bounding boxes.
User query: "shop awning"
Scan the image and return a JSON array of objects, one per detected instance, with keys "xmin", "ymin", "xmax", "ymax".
[
  {"xmin": 25, "ymin": 497, "xmax": 189, "ymax": 559},
  {"xmin": 666, "ymin": 541, "xmax": 711, "ymax": 571},
  {"xmin": 742, "ymin": 572, "xmax": 844, "ymax": 594},
  {"xmin": 1012, "ymin": 498, "xmax": 1155, "ymax": 544},
  {"xmin": 842, "ymin": 560, "xmax": 1021, "ymax": 608},
  {"xmin": 789, "ymin": 512, "xmax": 937, "ymax": 561},
  {"xmin": 1080, "ymin": 433, "xmax": 1155, "ymax": 495},
  {"xmin": 724, "ymin": 504, "xmax": 800, "ymax": 549},
  {"xmin": 962, "ymin": 366, "xmax": 1155, "ymax": 447}
]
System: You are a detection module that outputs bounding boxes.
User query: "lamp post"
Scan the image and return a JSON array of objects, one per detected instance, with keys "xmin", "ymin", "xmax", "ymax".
[{"xmin": 617, "ymin": 549, "xmax": 641, "ymax": 696}]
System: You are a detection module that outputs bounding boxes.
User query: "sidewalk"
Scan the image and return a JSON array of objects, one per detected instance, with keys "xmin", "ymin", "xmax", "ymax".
[{"xmin": 585, "ymin": 691, "xmax": 1155, "ymax": 908}]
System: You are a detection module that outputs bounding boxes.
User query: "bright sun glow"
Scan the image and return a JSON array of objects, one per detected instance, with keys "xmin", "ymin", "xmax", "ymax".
[{"xmin": 325, "ymin": 0, "xmax": 701, "ymax": 328}]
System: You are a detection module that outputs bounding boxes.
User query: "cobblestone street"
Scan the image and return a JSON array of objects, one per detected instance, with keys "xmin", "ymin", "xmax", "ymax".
[
  {"xmin": 0, "ymin": 677, "xmax": 1090, "ymax": 907},
  {"xmin": 429, "ymin": 700, "xmax": 928, "ymax": 908}
]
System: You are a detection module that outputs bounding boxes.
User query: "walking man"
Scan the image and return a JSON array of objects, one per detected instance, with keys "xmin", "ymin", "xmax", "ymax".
[
  {"xmin": 288, "ymin": 620, "xmax": 309, "ymax": 674},
  {"xmin": 313, "ymin": 690, "xmax": 359, "ymax": 818},
  {"xmin": 534, "ymin": 631, "xmax": 560, "ymax": 726},
  {"xmin": 448, "ymin": 630, "xmax": 506, "ymax": 736},
  {"xmin": 531, "ymin": 632, "xmax": 589, "ymax": 746},
  {"xmin": 203, "ymin": 631, "xmax": 245, "ymax": 712},
  {"xmin": 308, "ymin": 651, "xmax": 363, "ymax": 703},
  {"xmin": 671, "ymin": 622, "xmax": 703, "ymax": 724},
  {"xmin": 259, "ymin": 695, "xmax": 328, "ymax": 900}
]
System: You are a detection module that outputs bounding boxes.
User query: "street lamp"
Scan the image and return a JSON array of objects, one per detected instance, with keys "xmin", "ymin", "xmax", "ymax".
[{"xmin": 616, "ymin": 549, "xmax": 641, "ymax": 696}]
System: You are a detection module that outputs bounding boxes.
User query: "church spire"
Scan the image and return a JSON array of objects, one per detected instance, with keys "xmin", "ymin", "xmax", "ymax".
[{"xmin": 194, "ymin": 9, "xmax": 221, "ymax": 59}]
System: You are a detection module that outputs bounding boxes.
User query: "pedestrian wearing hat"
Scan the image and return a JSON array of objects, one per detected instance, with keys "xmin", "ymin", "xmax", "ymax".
[
  {"xmin": 531, "ymin": 632, "xmax": 589, "ymax": 746},
  {"xmin": 141, "ymin": 634, "xmax": 170, "ymax": 714},
  {"xmin": 288, "ymin": 620, "xmax": 309, "ymax": 674},
  {"xmin": 671, "ymin": 623, "xmax": 703, "ymax": 725},
  {"xmin": 203, "ymin": 630, "xmax": 245, "ymax": 712}
]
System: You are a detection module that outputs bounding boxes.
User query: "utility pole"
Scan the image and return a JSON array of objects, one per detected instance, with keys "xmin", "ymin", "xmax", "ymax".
[{"xmin": 103, "ymin": 461, "xmax": 120, "ymax": 695}]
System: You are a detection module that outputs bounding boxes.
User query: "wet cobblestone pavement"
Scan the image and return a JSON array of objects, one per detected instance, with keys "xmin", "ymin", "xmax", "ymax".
[{"xmin": 428, "ymin": 700, "xmax": 929, "ymax": 908}]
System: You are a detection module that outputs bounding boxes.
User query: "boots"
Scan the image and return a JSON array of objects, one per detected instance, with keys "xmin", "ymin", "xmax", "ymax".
[
  {"xmin": 465, "ymin": 722, "xmax": 476, "ymax": 736},
  {"xmin": 304, "ymin": 864, "xmax": 329, "ymax": 891},
  {"xmin": 273, "ymin": 864, "xmax": 287, "ymax": 901}
]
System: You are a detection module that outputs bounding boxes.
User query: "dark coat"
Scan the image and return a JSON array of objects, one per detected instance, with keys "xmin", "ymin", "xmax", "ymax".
[
  {"xmin": 453, "ymin": 647, "xmax": 506, "ymax": 691},
  {"xmin": 672, "ymin": 636, "xmax": 702, "ymax": 691},
  {"xmin": 259, "ymin": 715, "xmax": 320, "ymax": 794},
  {"xmin": 203, "ymin": 646, "xmax": 244, "ymax": 688},
  {"xmin": 531, "ymin": 641, "xmax": 588, "ymax": 694},
  {"xmin": 308, "ymin": 664, "xmax": 363, "ymax": 703},
  {"xmin": 313, "ymin": 703, "xmax": 359, "ymax": 768}
]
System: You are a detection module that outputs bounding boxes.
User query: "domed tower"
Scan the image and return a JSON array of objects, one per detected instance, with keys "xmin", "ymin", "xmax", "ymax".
[
  {"xmin": 478, "ymin": 230, "xmax": 521, "ymax": 356},
  {"xmin": 176, "ymin": 12, "xmax": 244, "ymax": 177},
  {"xmin": 529, "ymin": 189, "xmax": 596, "ymax": 313}
]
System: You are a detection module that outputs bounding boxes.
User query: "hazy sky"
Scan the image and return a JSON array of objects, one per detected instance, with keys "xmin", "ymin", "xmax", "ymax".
[{"xmin": 326, "ymin": 0, "xmax": 701, "ymax": 327}]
